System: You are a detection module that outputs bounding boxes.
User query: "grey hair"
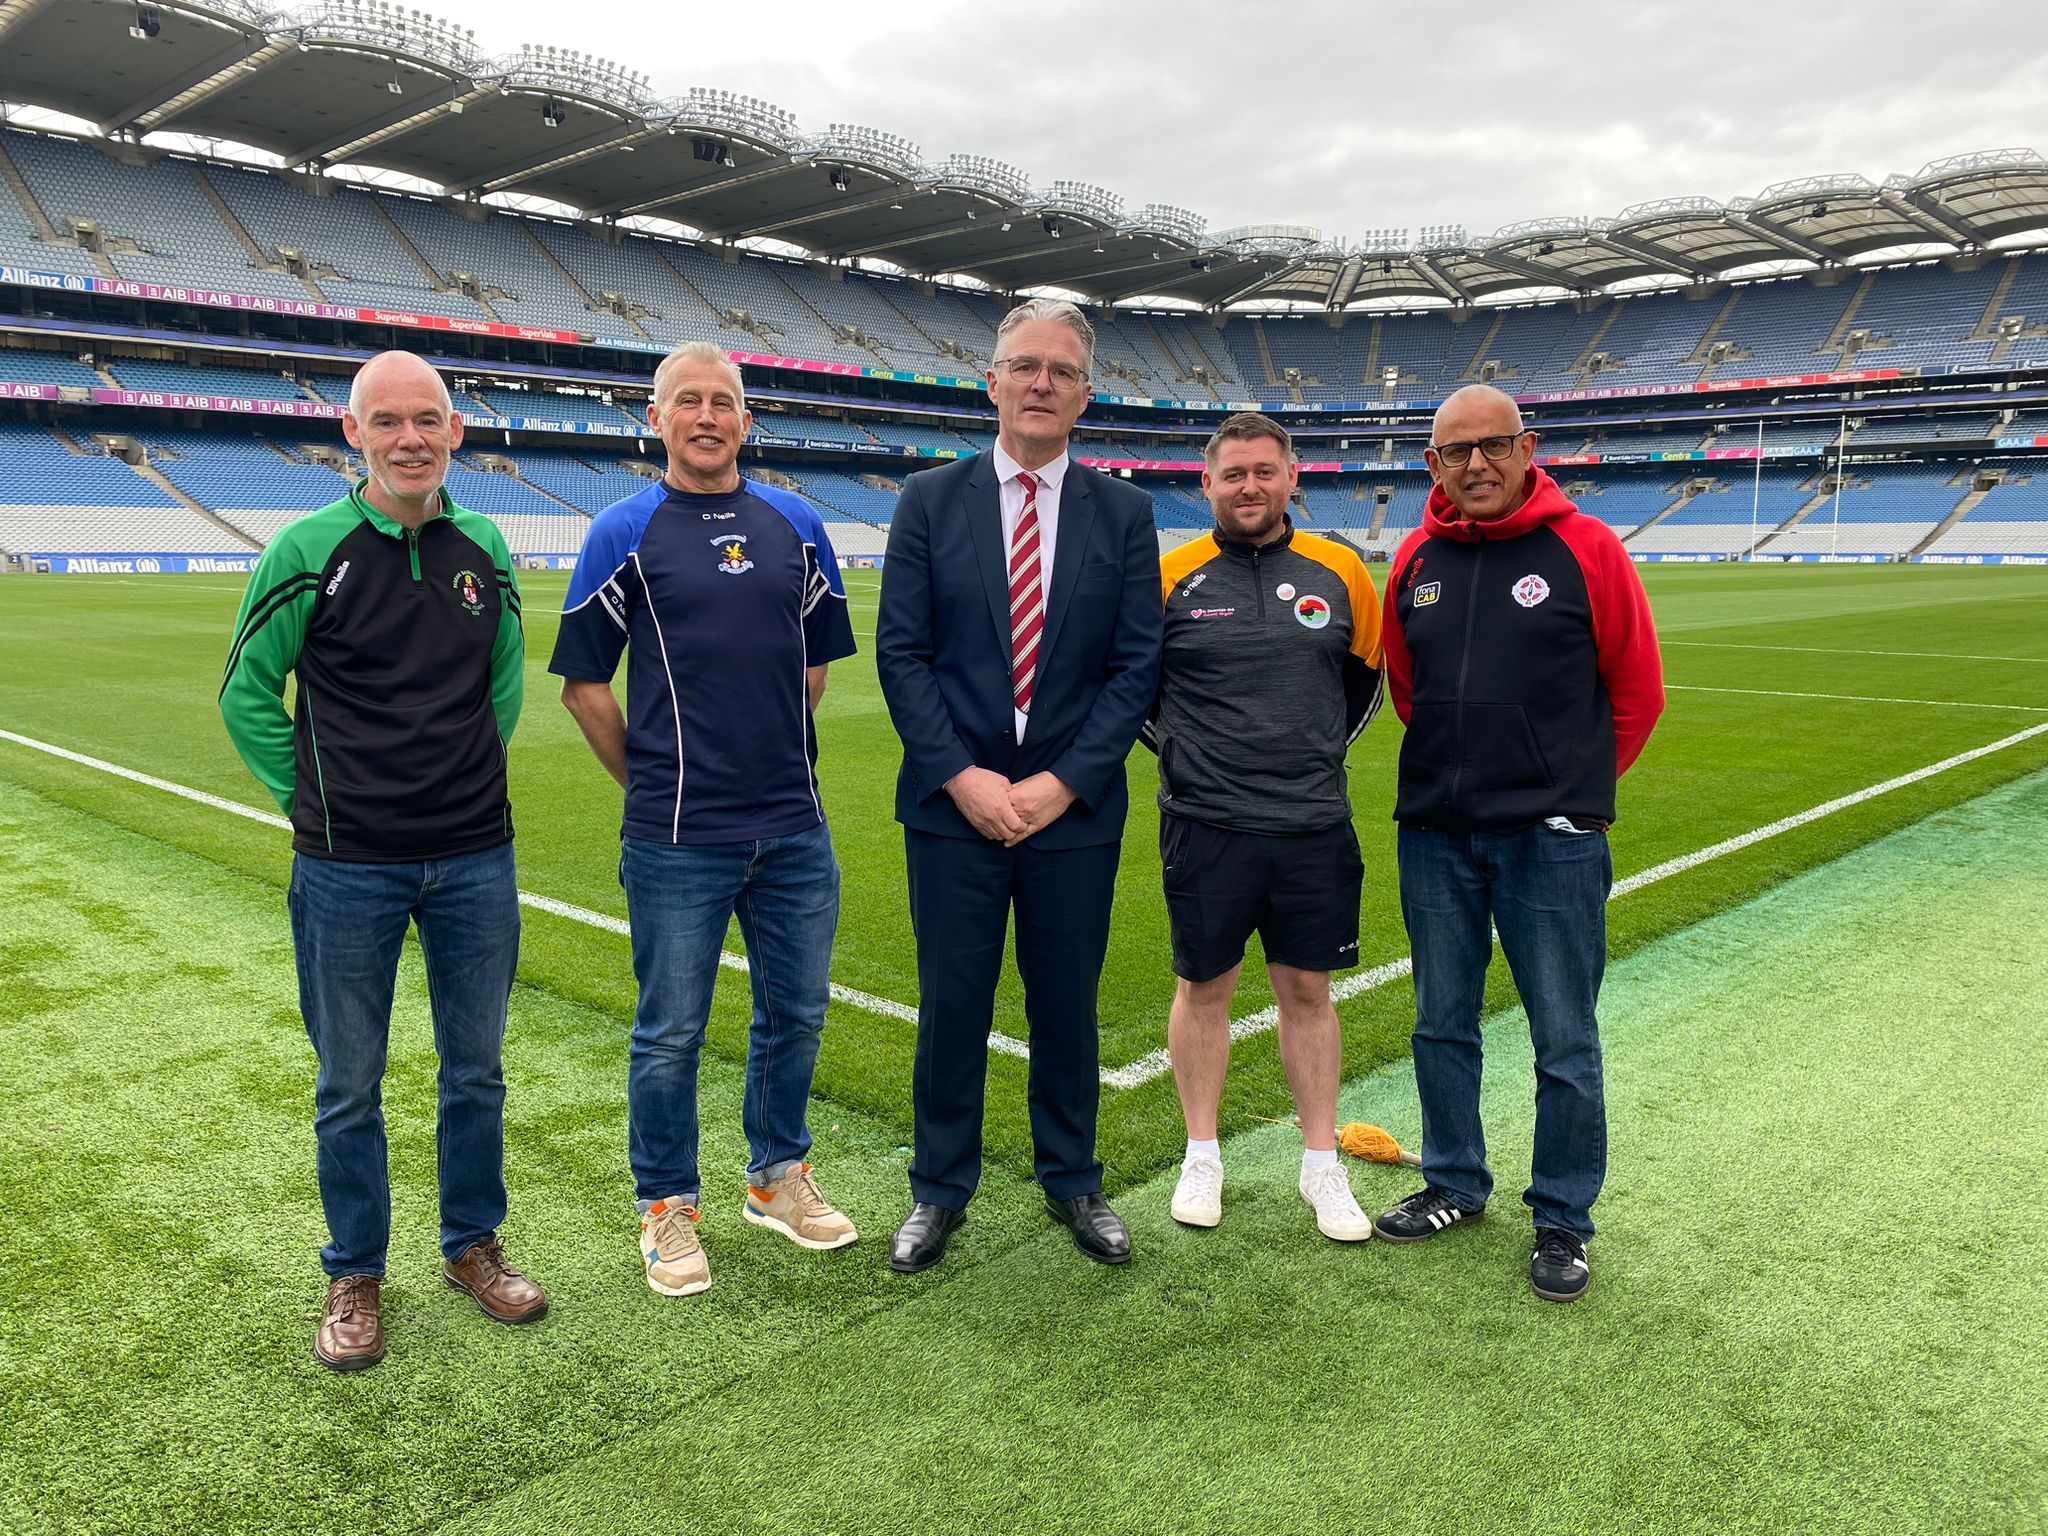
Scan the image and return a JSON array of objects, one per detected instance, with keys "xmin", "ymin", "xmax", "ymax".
[
  {"xmin": 346, "ymin": 350, "xmax": 454, "ymax": 421},
  {"xmin": 1431, "ymin": 383, "xmax": 1523, "ymax": 439},
  {"xmin": 993, "ymin": 298, "xmax": 1096, "ymax": 379},
  {"xmin": 653, "ymin": 341, "xmax": 747, "ymax": 409}
]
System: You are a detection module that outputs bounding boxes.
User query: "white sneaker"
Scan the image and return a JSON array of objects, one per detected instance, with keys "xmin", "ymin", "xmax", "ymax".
[
  {"xmin": 1300, "ymin": 1161, "xmax": 1373, "ymax": 1242},
  {"xmin": 1170, "ymin": 1153, "xmax": 1224, "ymax": 1228}
]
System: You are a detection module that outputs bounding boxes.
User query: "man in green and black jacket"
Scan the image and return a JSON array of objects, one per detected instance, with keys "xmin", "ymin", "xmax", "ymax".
[{"xmin": 220, "ymin": 350, "xmax": 548, "ymax": 1371}]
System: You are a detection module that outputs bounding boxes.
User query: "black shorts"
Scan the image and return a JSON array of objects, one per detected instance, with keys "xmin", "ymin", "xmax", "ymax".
[{"xmin": 1160, "ymin": 813, "xmax": 1364, "ymax": 983}]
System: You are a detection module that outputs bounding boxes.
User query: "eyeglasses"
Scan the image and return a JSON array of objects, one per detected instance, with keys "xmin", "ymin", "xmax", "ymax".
[
  {"xmin": 994, "ymin": 356, "xmax": 1088, "ymax": 390},
  {"xmin": 1428, "ymin": 434, "xmax": 1526, "ymax": 467}
]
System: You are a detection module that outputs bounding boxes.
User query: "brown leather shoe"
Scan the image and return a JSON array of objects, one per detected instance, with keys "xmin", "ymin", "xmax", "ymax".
[
  {"xmin": 443, "ymin": 1237, "xmax": 549, "ymax": 1324},
  {"xmin": 314, "ymin": 1275, "xmax": 384, "ymax": 1371}
]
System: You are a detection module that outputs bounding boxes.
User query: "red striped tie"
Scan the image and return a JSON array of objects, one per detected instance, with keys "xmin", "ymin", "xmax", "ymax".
[{"xmin": 1009, "ymin": 470, "xmax": 1044, "ymax": 714}]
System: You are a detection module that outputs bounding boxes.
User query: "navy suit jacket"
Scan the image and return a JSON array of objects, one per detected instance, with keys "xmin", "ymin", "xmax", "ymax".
[{"xmin": 876, "ymin": 453, "xmax": 1162, "ymax": 848}]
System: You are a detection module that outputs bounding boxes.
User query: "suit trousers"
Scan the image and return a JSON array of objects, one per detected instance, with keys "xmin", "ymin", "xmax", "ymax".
[{"xmin": 904, "ymin": 826, "xmax": 1121, "ymax": 1209}]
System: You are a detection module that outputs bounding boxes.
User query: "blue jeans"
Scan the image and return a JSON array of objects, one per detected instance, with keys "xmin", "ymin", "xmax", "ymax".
[
  {"xmin": 1397, "ymin": 822, "xmax": 1612, "ymax": 1240},
  {"xmin": 288, "ymin": 842, "xmax": 520, "ymax": 1278},
  {"xmin": 618, "ymin": 820, "xmax": 840, "ymax": 1206}
]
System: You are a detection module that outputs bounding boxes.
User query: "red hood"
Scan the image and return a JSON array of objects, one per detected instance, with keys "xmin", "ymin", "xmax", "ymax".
[{"xmin": 1424, "ymin": 465, "xmax": 1578, "ymax": 542}]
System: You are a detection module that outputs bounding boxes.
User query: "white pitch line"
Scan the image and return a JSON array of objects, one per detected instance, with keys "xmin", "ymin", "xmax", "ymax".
[
  {"xmin": 0, "ymin": 727, "xmax": 983, "ymax": 1048},
  {"xmin": 1665, "ymin": 684, "xmax": 2048, "ymax": 713},
  {"xmin": 1664, "ymin": 641, "xmax": 2048, "ymax": 665},
  {"xmin": 1104, "ymin": 718, "xmax": 2048, "ymax": 1089},
  {"xmin": 1608, "ymin": 718, "xmax": 2048, "ymax": 894},
  {"xmin": 11, "ymin": 721, "xmax": 2048, "ymax": 1089}
]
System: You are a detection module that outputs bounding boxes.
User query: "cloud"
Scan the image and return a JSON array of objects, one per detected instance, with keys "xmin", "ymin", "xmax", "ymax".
[{"xmin": 455, "ymin": 0, "xmax": 2048, "ymax": 244}]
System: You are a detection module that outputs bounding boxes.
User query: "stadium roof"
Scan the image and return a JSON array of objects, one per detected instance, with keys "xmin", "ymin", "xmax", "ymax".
[{"xmin": 5, "ymin": 0, "xmax": 2048, "ymax": 309}]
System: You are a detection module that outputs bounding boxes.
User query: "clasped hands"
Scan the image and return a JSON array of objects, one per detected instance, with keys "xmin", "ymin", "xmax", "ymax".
[{"xmin": 944, "ymin": 766, "xmax": 1076, "ymax": 847}]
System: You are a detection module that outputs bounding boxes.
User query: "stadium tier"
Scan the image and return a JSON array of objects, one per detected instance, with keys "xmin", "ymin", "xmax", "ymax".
[
  {"xmin": 5, "ymin": 125, "xmax": 2048, "ymax": 562},
  {"xmin": 0, "ymin": 414, "xmax": 2036, "ymax": 562},
  {"xmin": 103, "ymin": 358, "xmax": 313, "ymax": 402},
  {"xmin": 0, "ymin": 349, "xmax": 103, "ymax": 387},
  {"xmin": 10, "ymin": 127, "xmax": 2048, "ymax": 402}
]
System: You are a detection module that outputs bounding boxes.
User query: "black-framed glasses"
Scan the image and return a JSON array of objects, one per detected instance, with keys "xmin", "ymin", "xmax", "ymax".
[
  {"xmin": 1429, "ymin": 433, "xmax": 1527, "ymax": 467},
  {"xmin": 994, "ymin": 356, "xmax": 1088, "ymax": 390}
]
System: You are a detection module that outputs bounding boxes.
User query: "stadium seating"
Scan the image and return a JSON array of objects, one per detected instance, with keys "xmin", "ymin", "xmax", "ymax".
[
  {"xmin": 1845, "ymin": 261, "xmax": 2003, "ymax": 372},
  {"xmin": 1579, "ymin": 425, "xmax": 1711, "ymax": 455},
  {"xmin": 522, "ymin": 220, "xmax": 718, "ymax": 348},
  {"xmin": 1568, "ymin": 475, "xmax": 1687, "ymax": 533},
  {"xmin": 6, "ymin": 126, "xmax": 2048, "ymax": 565},
  {"xmin": 1921, "ymin": 470, "xmax": 2048, "ymax": 555},
  {"xmin": 1586, "ymin": 291, "xmax": 1723, "ymax": 385},
  {"xmin": 863, "ymin": 419, "xmax": 978, "ymax": 454},
  {"xmin": 0, "ymin": 418, "xmax": 256, "ymax": 553},
  {"xmin": 464, "ymin": 385, "xmax": 639, "ymax": 432},
  {"xmin": 515, "ymin": 451, "xmax": 658, "ymax": 515},
  {"xmin": 3, "ymin": 134, "xmax": 311, "ymax": 301},
  {"xmin": 0, "ymin": 351, "xmax": 102, "ymax": 387},
  {"xmin": 1762, "ymin": 465, "xmax": 1960, "ymax": 555},
  {"xmin": 378, "ymin": 199, "xmax": 626, "ymax": 340},
  {"xmin": 1850, "ymin": 413, "xmax": 1995, "ymax": 445},
  {"xmin": 140, "ymin": 428, "xmax": 352, "ymax": 514},
  {"xmin": 1701, "ymin": 275, "xmax": 1861, "ymax": 376},
  {"xmin": 786, "ymin": 469, "xmax": 902, "ymax": 525},
  {"xmin": 104, "ymin": 359, "xmax": 313, "ymax": 402},
  {"xmin": 754, "ymin": 413, "xmax": 877, "ymax": 448},
  {"xmin": 7, "ymin": 126, "xmax": 2047, "ymax": 404},
  {"xmin": 1623, "ymin": 471, "xmax": 1812, "ymax": 555},
  {"xmin": 0, "ymin": 138, "xmax": 100, "ymax": 279},
  {"xmin": 0, "ymin": 417, "xmax": 177, "ymax": 504}
]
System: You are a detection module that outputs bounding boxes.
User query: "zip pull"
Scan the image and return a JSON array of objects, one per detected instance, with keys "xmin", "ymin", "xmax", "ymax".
[{"xmin": 407, "ymin": 525, "xmax": 422, "ymax": 582}]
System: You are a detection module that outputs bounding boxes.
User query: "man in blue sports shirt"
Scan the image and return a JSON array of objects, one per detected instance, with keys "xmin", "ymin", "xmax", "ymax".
[{"xmin": 552, "ymin": 342, "xmax": 858, "ymax": 1297}]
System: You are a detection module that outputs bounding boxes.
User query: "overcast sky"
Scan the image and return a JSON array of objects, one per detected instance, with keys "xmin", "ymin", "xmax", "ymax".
[{"xmin": 448, "ymin": 0, "xmax": 2048, "ymax": 244}]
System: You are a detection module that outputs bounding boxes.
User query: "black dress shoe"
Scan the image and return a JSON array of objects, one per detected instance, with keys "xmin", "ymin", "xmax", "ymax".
[
  {"xmin": 1045, "ymin": 1192, "xmax": 1131, "ymax": 1265},
  {"xmin": 889, "ymin": 1202, "xmax": 965, "ymax": 1274}
]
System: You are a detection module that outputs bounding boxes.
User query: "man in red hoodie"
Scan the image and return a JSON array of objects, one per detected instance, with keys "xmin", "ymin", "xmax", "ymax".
[{"xmin": 1371, "ymin": 384, "xmax": 1664, "ymax": 1302}]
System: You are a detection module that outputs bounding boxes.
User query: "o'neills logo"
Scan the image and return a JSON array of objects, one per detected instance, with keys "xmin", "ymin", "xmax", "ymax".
[{"xmin": 325, "ymin": 559, "xmax": 351, "ymax": 596}]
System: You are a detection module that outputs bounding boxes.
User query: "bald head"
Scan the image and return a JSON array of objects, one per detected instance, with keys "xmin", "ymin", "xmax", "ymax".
[
  {"xmin": 1431, "ymin": 383, "xmax": 1522, "ymax": 442},
  {"xmin": 1425, "ymin": 383, "xmax": 1535, "ymax": 522},
  {"xmin": 341, "ymin": 350, "xmax": 462, "ymax": 526},
  {"xmin": 348, "ymin": 350, "xmax": 454, "ymax": 422}
]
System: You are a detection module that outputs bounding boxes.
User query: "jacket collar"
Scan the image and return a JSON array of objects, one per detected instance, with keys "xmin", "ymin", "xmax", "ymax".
[
  {"xmin": 1210, "ymin": 516, "xmax": 1294, "ymax": 558},
  {"xmin": 349, "ymin": 478, "xmax": 453, "ymax": 538},
  {"xmin": 1423, "ymin": 466, "xmax": 1576, "ymax": 543}
]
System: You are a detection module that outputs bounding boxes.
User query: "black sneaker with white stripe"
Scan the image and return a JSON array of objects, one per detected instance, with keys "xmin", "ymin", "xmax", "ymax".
[
  {"xmin": 1530, "ymin": 1228, "xmax": 1590, "ymax": 1301},
  {"xmin": 1372, "ymin": 1186, "xmax": 1483, "ymax": 1243}
]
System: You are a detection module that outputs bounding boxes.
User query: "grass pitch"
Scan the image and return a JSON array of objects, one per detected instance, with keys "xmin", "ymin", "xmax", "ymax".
[
  {"xmin": 2, "ymin": 720, "xmax": 2044, "ymax": 1534},
  {"xmin": 1, "ymin": 563, "xmax": 2045, "ymax": 1534},
  {"xmin": 1, "ymin": 564, "xmax": 2045, "ymax": 1180}
]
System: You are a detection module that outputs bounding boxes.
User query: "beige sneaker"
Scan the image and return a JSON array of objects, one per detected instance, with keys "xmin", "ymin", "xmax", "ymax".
[
  {"xmin": 640, "ymin": 1199, "xmax": 711, "ymax": 1296},
  {"xmin": 743, "ymin": 1163, "xmax": 858, "ymax": 1250}
]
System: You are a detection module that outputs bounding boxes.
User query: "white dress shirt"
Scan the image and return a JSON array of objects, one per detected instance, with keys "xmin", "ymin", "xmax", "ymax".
[{"xmin": 991, "ymin": 441, "xmax": 1070, "ymax": 743}]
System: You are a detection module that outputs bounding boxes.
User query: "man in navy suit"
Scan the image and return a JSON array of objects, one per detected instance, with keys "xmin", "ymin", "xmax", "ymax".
[{"xmin": 876, "ymin": 299, "xmax": 1162, "ymax": 1271}]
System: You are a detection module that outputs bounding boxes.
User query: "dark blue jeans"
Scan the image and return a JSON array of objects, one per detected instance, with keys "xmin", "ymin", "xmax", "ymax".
[
  {"xmin": 288, "ymin": 842, "xmax": 520, "ymax": 1279},
  {"xmin": 618, "ymin": 820, "xmax": 840, "ymax": 1207},
  {"xmin": 1397, "ymin": 822, "xmax": 1612, "ymax": 1240}
]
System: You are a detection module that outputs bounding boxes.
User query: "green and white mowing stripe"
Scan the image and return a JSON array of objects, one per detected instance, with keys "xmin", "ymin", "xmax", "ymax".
[
  {"xmin": 8, "ymin": 720, "xmax": 2048, "ymax": 1090},
  {"xmin": 0, "ymin": 727, "xmax": 945, "ymax": 1045},
  {"xmin": 1100, "ymin": 718, "xmax": 2048, "ymax": 1089}
]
